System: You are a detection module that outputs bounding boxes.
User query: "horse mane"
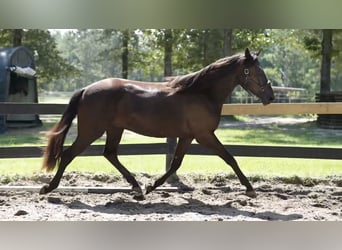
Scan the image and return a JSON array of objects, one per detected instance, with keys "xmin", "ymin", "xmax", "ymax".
[{"xmin": 167, "ymin": 54, "xmax": 243, "ymax": 93}]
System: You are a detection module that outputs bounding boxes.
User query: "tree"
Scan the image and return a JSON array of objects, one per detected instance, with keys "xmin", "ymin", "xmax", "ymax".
[
  {"xmin": 320, "ymin": 29, "xmax": 333, "ymax": 95},
  {"xmin": 164, "ymin": 29, "xmax": 173, "ymax": 77},
  {"xmin": 233, "ymin": 29, "xmax": 272, "ymax": 52},
  {"xmin": 53, "ymin": 29, "xmax": 123, "ymax": 91},
  {"xmin": 48, "ymin": 28, "xmax": 332, "ymax": 97},
  {"xmin": 0, "ymin": 29, "xmax": 15, "ymax": 46},
  {"xmin": 223, "ymin": 29, "xmax": 233, "ymax": 56},
  {"xmin": 223, "ymin": 29, "xmax": 233, "ymax": 104},
  {"xmin": 12, "ymin": 29, "xmax": 23, "ymax": 46},
  {"xmin": 260, "ymin": 30, "xmax": 321, "ymax": 99},
  {"xmin": 100, "ymin": 29, "xmax": 144, "ymax": 80},
  {"xmin": 0, "ymin": 29, "xmax": 77, "ymax": 90},
  {"xmin": 0, "ymin": 29, "xmax": 24, "ymax": 47},
  {"xmin": 303, "ymin": 29, "xmax": 342, "ymax": 94},
  {"xmin": 98, "ymin": 29, "xmax": 124, "ymax": 77},
  {"xmin": 172, "ymin": 29, "xmax": 224, "ymax": 73},
  {"xmin": 121, "ymin": 29, "xmax": 129, "ymax": 79}
]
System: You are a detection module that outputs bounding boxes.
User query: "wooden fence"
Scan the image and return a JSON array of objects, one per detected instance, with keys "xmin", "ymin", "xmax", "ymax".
[{"xmin": 0, "ymin": 102, "xmax": 342, "ymax": 160}]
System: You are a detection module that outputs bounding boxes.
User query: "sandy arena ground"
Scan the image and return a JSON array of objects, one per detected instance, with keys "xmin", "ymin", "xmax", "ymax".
[{"xmin": 0, "ymin": 173, "xmax": 341, "ymax": 221}]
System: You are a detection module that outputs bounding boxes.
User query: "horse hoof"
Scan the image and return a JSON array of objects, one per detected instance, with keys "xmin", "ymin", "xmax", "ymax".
[
  {"xmin": 39, "ymin": 184, "xmax": 49, "ymax": 195},
  {"xmin": 145, "ymin": 184, "xmax": 154, "ymax": 195},
  {"xmin": 246, "ymin": 190, "xmax": 257, "ymax": 198},
  {"xmin": 133, "ymin": 193, "xmax": 145, "ymax": 201},
  {"xmin": 131, "ymin": 187, "xmax": 144, "ymax": 200}
]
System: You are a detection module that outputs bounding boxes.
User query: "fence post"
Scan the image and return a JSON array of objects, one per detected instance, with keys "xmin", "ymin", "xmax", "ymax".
[{"xmin": 165, "ymin": 137, "xmax": 178, "ymax": 182}]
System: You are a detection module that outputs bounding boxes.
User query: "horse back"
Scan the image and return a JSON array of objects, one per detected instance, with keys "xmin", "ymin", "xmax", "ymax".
[{"xmin": 78, "ymin": 78, "xmax": 221, "ymax": 137}]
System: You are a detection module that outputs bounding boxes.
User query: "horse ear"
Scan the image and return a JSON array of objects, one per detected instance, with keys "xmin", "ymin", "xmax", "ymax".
[
  {"xmin": 245, "ymin": 48, "xmax": 253, "ymax": 60},
  {"xmin": 256, "ymin": 50, "xmax": 262, "ymax": 56}
]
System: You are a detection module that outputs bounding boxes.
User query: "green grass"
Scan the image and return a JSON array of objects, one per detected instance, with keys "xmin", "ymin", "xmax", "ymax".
[
  {"xmin": 0, "ymin": 114, "xmax": 341, "ymax": 179},
  {"xmin": 0, "ymin": 133, "xmax": 43, "ymax": 146},
  {"xmin": 1, "ymin": 155, "xmax": 341, "ymax": 180},
  {"xmin": 2, "ymin": 118, "xmax": 342, "ymax": 147},
  {"xmin": 215, "ymin": 119, "xmax": 342, "ymax": 147}
]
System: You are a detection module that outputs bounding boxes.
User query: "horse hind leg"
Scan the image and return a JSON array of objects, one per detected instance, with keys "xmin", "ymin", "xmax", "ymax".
[
  {"xmin": 103, "ymin": 128, "xmax": 144, "ymax": 199},
  {"xmin": 40, "ymin": 118, "xmax": 105, "ymax": 195},
  {"xmin": 40, "ymin": 133, "xmax": 100, "ymax": 194}
]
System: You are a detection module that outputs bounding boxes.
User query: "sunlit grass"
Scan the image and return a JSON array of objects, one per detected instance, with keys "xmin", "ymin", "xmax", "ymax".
[
  {"xmin": 1, "ymin": 119, "xmax": 342, "ymax": 147},
  {"xmin": 0, "ymin": 155, "xmax": 341, "ymax": 180},
  {"xmin": 215, "ymin": 121, "xmax": 342, "ymax": 147}
]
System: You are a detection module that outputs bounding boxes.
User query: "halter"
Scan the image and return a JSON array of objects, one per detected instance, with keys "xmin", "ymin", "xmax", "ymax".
[
  {"xmin": 242, "ymin": 68, "xmax": 270, "ymax": 94},
  {"xmin": 243, "ymin": 68, "xmax": 250, "ymax": 86},
  {"xmin": 241, "ymin": 68, "xmax": 252, "ymax": 93}
]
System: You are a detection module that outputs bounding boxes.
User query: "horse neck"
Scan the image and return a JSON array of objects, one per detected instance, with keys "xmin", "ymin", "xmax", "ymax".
[
  {"xmin": 198, "ymin": 66, "xmax": 239, "ymax": 106},
  {"xmin": 209, "ymin": 75, "xmax": 238, "ymax": 105}
]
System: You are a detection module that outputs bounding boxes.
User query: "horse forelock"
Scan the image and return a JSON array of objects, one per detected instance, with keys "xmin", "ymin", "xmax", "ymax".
[{"xmin": 168, "ymin": 54, "xmax": 242, "ymax": 93}]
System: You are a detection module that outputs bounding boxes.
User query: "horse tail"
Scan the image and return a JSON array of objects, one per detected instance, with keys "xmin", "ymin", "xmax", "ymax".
[{"xmin": 42, "ymin": 89, "xmax": 84, "ymax": 172}]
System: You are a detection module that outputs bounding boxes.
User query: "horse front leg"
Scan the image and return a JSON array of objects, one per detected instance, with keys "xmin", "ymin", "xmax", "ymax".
[
  {"xmin": 196, "ymin": 133, "xmax": 256, "ymax": 198},
  {"xmin": 145, "ymin": 137, "xmax": 193, "ymax": 194}
]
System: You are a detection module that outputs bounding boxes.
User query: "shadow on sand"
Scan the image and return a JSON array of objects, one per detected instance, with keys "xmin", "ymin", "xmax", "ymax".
[{"xmin": 59, "ymin": 195, "xmax": 303, "ymax": 221}]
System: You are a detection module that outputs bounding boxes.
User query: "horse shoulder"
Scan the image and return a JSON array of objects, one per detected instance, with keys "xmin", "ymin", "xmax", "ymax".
[{"xmin": 179, "ymin": 94, "xmax": 221, "ymax": 130}]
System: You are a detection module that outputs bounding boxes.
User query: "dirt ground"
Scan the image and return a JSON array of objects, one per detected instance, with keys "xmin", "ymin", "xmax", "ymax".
[{"xmin": 0, "ymin": 172, "xmax": 341, "ymax": 221}]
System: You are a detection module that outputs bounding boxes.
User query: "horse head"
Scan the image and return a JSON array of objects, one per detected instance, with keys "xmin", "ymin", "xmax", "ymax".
[{"xmin": 239, "ymin": 48, "xmax": 274, "ymax": 105}]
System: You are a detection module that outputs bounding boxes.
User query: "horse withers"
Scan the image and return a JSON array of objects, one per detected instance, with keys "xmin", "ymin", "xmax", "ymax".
[{"xmin": 40, "ymin": 48, "xmax": 274, "ymax": 199}]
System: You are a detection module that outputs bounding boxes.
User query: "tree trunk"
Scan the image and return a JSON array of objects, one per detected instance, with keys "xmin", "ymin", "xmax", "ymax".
[
  {"xmin": 223, "ymin": 29, "xmax": 233, "ymax": 104},
  {"xmin": 12, "ymin": 29, "xmax": 23, "ymax": 47},
  {"xmin": 223, "ymin": 29, "xmax": 233, "ymax": 57},
  {"xmin": 320, "ymin": 29, "xmax": 332, "ymax": 95},
  {"xmin": 202, "ymin": 30, "xmax": 208, "ymax": 65},
  {"xmin": 121, "ymin": 29, "xmax": 129, "ymax": 79},
  {"xmin": 164, "ymin": 29, "xmax": 172, "ymax": 77}
]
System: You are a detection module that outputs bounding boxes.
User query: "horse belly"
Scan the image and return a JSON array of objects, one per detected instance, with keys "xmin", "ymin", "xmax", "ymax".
[
  {"xmin": 115, "ymin": 100, "xmax": 189, "ymax": 137},
  {"xmin": 113, "ymin": 93, "xmax": 219, "ymax": 138},
  {"xmin": 126, "ymin": 113, "xmax": 189, "ymax": 138}
]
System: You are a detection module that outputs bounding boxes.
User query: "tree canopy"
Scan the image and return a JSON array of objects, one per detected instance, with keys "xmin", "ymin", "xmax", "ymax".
[
  {"xmin": 0, "ymin": 29, "xmax": 77, "ymax": 88},
  {"xmin": 1, "ymin": 29, "xmax": 341, "ymax": 99}
]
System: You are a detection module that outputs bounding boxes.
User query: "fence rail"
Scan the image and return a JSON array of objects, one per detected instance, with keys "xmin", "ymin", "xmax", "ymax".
[
  {"xmin": 0, "ymin": 144, "xmax": 341, "ymax": 160},
  {"xmin": 0, "ymin": 103, "xmax": 66, "ymax": 114},
  {"xmin": 1, "ymin": 102, "xmax": 342, "ymax": 115},
  {"xmin": 0, "ymin": 102, "xmax": 342, "ymax": 160},
  {"xmin": 221, "ymin": 102, "xmax": 342, "ymax": 115}
]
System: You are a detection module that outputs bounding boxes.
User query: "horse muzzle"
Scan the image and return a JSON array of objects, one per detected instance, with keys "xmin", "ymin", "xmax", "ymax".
[{"xmin": 262, "ymin": 94, "xmax": 275, "ymax": 105}]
